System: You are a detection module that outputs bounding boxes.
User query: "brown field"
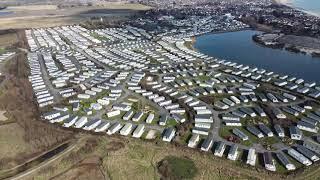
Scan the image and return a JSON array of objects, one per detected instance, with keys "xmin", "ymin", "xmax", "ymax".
[
  {"xmin": 0, "ymin": 16, "xmax": 85, "ymax": 30},
  {"xmin": 0, "ymin": 3, "xmax": 151, "ymax": 30},
  {"xmin": 0, "ymin": 49, "xmax": 74, "ymax": 171},
  {"xmin": 0, "ymin": 123, "xmax": 32, "ymax": 160},
  {"xmin": 0, "ymin": 111, "xmax": 8, "ymax": 121},
  {"xmin": 6, "ymin": 5, "xmax": 58, "ymax": 11},
  {"xmin": 23, "ymin": 135, "xmax": 320, "ymax": 180},
  {"xmin": 0, "ymin": 32, "xmax": 18, "ymax": 47}
]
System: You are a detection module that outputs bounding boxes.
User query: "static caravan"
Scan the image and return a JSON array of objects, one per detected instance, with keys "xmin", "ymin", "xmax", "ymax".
[
  {"xmin": 246, "ymin": 148, "xmax": 257, "ymax": 166},
  {"xmin": 145, "ymin": 113, "xmax": 155, "ymax": 124},
  {"xmin": 94, "ymin": 121, "xmax": 111, "ymax": 132},
  {"xmin": 263, "ymin": 152, "xmax": 276, "ymax": 171},
  {"xmin": 162, "ymin": 127, "xmax": 175, "ymax": 142},
  {"xmin": 63, "ymin": 116, "xmax": 79, "ymax": 128},
  {"xmin": 83, "ymin": 119, "xmax": 102, "ymax": 131},
  {"xmin": 214, "ymin": 141, "xmax": 226, "ymax": 157},
  {"xmin": 276, "ymin": 152, "xmax": 296, "ymax": 170},
  {"xmin": 74, "ymin": 117, "xmax": 88, "ymax": 128},
  {"xmin": 107, "ymin": 122, "xmax": 122, "ymax": 135},
  {"xmin": 201, "ymin": 136, "xmax": 213, "ymax": 152},
  {"xmin": 120, "ymin": 123, "xmax": 133, "ymax": 136},
  {"xmin": 188, "ymin": 133, "xmax": 200, "ymax": 148},
  {"xmin": 227, "ymin": 144, "xmax": 239, "ymax": 161},
  {"xmin": 132, "ymin": 124, "xmax": 145, "ymax": 138}
]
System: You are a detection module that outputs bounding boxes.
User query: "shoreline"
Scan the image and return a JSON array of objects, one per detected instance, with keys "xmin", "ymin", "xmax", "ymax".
[{"xmin": 274, "ymin": 0, "xmax": 320, "ymax": 17}]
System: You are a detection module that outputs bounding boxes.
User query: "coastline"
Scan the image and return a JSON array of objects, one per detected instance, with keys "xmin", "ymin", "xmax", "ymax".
[{"xmin": 274, "ymin": 0, "xmax": 320, "ymax": 17}]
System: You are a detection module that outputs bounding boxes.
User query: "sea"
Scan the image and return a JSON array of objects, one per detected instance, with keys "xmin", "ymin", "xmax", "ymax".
[
  {"xmin": 291, "ymin": 0, "xmax": 320, "ymax": 16},
  {"xmin": 194, "ymin": 30, "xmax": 320, "ymax": 83}
]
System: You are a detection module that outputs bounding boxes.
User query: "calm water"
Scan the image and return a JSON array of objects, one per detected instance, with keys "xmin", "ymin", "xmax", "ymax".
[
  {"xmin": 0, "ymin": 11, "xmax": 12, "ymax": 16},
  {"xmin": 194, "ymin": 30, "xmax": 320, "ymax": 83},
  {"xmin": 291, "ymin": 0, "xmax": 320, "ymax": 16}
]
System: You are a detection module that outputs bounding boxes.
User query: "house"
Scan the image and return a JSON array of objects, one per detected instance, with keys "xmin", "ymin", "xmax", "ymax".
[
  {"xmin": 227, "ymin": 144, "xmax": 239, "ymax": 161},
  {"xmin": 214, "ymin": 141, "xmax": 226, "ymax": 157},
  {"xmin": 107, "ymin": 122, "xmax": 122, "ymax": 135},
  {"xmin": 201, "ymin": 136, "xmax": 213, "ymax": 151},
  {"xmin": 289, "ymin": 126, "xmax": 302, "ymax": 140},
  {"xmin": 246, "ymin": 148, "xmax": 257, "ymax": 166},
  {"xmin": 263, "ymin": 152, "xmax": 276, "ymax": 171},
  {"xmin": 162, "ymin": 127, "xmax": 175, "ymax": 142},
  {"xmin": 132, "ymin": 124, "xmax": 145, "ymax": 138},
  {"xmin": 188, "ymin": 133, "xmax": 200, "ymax": 148},
  {"xmin": 276, "ymin": 152, "xmax": 296, "ymax": 170},
  {"xmin": 120, "ymin": 123, "xmax": 133, "ymax": 136},
  {"xmin": 287, "ymin": 148, "xmax": 312, "ymax": 166}
]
